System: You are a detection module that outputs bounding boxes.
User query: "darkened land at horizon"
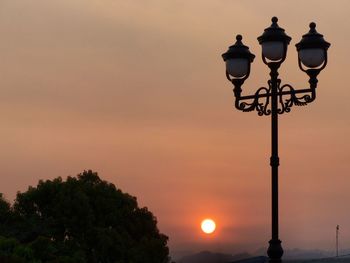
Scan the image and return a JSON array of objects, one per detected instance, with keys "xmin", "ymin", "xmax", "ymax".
[{"xmin": 0, "ymin": 171, "xmax": 170, "ymax": 262}]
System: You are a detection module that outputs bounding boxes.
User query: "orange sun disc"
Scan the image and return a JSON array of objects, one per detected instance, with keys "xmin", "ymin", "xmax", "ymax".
[{"xmin": 201, "ymin": 219, "xmax": 216, "ymax": 234}]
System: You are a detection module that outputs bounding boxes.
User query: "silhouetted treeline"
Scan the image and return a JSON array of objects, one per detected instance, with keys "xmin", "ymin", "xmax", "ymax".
[{"xmin": 0, "ymin": 170, "xmax": 170, "ymax": 263}]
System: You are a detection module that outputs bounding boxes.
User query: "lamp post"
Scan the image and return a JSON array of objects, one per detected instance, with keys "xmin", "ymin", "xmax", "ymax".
[{"xmin": 222, "ymin": 17, "xmax": 330, "ymax": 263}]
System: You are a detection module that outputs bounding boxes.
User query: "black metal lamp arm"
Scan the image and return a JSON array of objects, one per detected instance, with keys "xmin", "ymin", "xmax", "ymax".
[{"xmin": 230, "ymin": 73, "xmax": 320, "ymax": 116}]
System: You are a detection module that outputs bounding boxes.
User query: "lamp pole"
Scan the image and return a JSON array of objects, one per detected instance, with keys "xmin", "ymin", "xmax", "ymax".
[
  {"xmin": 222, "ymin": 17, "xmax": 330, "ymax": 263},
  {"xmin": 268, "ymin": 62, "xmax": 282, "ymax": 262},
  {"xmin": 336, "ymin": 225, "xmax": 339, "ymax": 257}
]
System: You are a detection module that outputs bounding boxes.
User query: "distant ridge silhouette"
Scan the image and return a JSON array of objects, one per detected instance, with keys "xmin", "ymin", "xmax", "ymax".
[
  {"xmin": 177, "ymin": 251, "xmax": 250, "ymax": 263},
  {"xmin": 174, "ymin": 248, "xmax": 350, "ymax": 263},
  {"xmin": 230, "ymin": 256, "xmax": 268, "ymax": 263}
]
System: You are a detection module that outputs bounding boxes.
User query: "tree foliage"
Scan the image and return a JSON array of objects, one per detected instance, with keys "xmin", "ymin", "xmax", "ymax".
[{"xmin": 0, "ymin": 171, "xmax": 169, "ymax": 263}]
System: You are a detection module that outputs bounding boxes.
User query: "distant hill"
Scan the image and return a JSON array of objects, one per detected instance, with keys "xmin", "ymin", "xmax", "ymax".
[
  {"xmin": 285, "ymin": 258, "xmax": 350, "ymax": 263},
  {"xmin": 177, "ymin": 251, "xmax": 250, "ymax": 263},
  {"xmin": 284, "ymin": 248, "xmax": 330, "ymax": 259},
  {"xmin": 174, "ymin": 248, "xmax": 350, "ymax": 263}
]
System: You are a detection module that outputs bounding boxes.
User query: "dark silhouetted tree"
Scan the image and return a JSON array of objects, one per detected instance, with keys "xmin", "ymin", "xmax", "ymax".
[{"xmin": 0, "ymin": 170, "xmax": 170, "ymax": 263}]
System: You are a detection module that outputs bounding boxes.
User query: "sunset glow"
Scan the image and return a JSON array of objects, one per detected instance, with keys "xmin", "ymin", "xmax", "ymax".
[
  {"xmin": 0, "ymin": 0, "xmax": 349, "ymax": 261},
  {"xmin": 201, "ymin": 219, "xmax": 216, "ymax": 234}
]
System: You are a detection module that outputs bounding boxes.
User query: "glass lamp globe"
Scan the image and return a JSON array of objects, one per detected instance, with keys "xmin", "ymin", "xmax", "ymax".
[
  {"xmin": 226, "ymin": 58, "xmax": 249, "ymax": 78},
  {"xmin": 262, "ymin": 41, "xmax": 285, "ymax": 61},
  {"xmin": 296, "ymin": 22, "xmax": 330, "ymax": 69},
  {"xmin": 298, "ymin": 48, "xmax": 325, "ymax": 68},
  {"xmin": 258, "ymin": 17, "xmax": 291, "ymax": 63},
  {"xmin": 222, "ymin": 35, "xmax": 255, "ymax": 79}
]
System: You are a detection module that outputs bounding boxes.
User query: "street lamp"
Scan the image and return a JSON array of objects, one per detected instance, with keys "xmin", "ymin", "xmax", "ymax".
[{"xmin": 222, "ymin": 17, "xmax": 330, "ymax": 263}]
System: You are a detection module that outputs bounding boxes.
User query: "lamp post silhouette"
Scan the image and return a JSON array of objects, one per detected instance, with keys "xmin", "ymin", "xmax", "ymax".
[
  {"xmin": 222, "ymin": 17, "xmax": 330, "ymax": 263},
  {"xmin": 336, "ymin": 225, "xmax": 339, "ymax": 257}
]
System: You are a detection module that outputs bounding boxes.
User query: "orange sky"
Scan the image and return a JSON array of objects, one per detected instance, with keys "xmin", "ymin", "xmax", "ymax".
[{"xmin": 0, "ymin": 0, "xmax": 349, "ymax": 259}]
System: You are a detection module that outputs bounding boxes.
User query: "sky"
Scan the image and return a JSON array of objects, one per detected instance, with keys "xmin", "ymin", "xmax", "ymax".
[{"xmin": 0, "ymin": 0, "xmax": 349, "ymax": 260}]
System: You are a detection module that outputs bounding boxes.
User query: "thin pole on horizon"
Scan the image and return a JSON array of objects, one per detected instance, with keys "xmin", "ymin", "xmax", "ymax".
[
  {"xmin": 221, "ymin": 17, "xmax": 330, "ymax": 263},
  {"xmin": 336, "ymin": 225, "xmax": 339, "ymax": 257}
]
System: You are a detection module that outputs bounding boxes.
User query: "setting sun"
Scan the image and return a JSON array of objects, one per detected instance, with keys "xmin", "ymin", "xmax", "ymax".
[{"xmin": 201, "ymin": 219, "xmax": 216, "ymax": 234}]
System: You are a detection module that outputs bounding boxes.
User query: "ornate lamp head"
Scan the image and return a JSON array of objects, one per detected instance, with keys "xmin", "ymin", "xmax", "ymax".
[
  {"xmin": 222, "ymin": 34, "xmax": 255, "ymax": 82},
  {"xmin": 296, "ymin": 22, "xmax": 330, "ymax": 72},
  {"xmin": 258, "ymin": 17, "xmax": 292, "ymax": 65}
]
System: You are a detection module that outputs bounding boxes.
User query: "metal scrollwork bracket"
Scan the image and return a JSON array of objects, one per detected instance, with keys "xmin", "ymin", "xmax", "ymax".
[{"xmin": 231, "ymin": 74, "xmax": 319, "ymax": 116}]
